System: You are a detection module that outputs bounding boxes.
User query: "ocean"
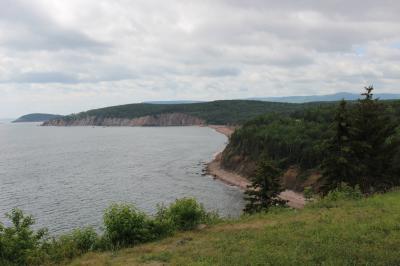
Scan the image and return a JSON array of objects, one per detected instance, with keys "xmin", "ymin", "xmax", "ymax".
[{"xmin": 0, "ymin": 122, "xmax": 243, "ymax": 234}]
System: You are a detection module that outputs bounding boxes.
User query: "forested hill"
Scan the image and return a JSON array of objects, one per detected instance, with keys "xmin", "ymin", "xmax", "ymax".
[
  {"xmin": 222, "ymin": 98, "xmax": 400, "ymax": 191},
  {"xmin": 44, "ymin": 100, "xmax": 330, "ymax": 126},
  {"xmin": 13, "ymin": 113, "xmax": 62, "ymax": 123}
]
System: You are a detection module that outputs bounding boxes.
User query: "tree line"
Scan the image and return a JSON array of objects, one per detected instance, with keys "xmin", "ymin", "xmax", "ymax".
[
  {"xmin": 322, "ymin": 86, "xmax": 399, "ymax": 193},
  {"xmin": 238, "ymin": 87, "xmax": 400, "ymax": 213}
]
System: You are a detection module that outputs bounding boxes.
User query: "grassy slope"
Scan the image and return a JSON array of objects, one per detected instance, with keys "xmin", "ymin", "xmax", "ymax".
[{"xmin": 70, "ymin": 191, "xmax": 400, "ymax": 266}]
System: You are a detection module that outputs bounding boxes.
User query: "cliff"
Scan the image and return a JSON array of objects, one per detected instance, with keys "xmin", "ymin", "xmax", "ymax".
[{"xmin": 42, "ymin": 113, "xmax": 205, "ymax": 127}]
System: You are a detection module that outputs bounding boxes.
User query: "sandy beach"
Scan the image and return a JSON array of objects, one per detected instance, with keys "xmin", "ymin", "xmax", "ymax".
[
  {"xmin": 208, "ymin": 125, "xmax": 236, "ymax": 137},
  {"xmin": 207, "ymin": 125, "xmax": 305, "ymax": 209}
]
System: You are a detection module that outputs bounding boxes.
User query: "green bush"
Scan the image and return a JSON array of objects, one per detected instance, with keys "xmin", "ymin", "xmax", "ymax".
[
  {"xmin": 43, "ymin": 227, "xmax": 99, "ymax": 262},
  {"xmin": 103, "ymin": 203, "xmax": 155, "ymax": 247},
  {"xmin": 311, "ymin": 183, "xmax": 363, "ymax": 208},
  {"xmin": 71, "ymin": 227, "xmax": 98, "ymax": 253},
  {"xmin": 0, "ymin": 208, "xmax": 48, "ymax": 266},
  {"xmin": 325, "ymin": 183, "xmax": 363, "ymax": 201},
  {"xmin": 0, "ymin": 198, "xmax": 217, "ymax": 265},
  {"xmin": 157, "ymin": 198, "xmax": 208, "ymax": 231},
  {"xmin": 45, "ymin": 235, "xmax": 77, "ymax": 262}
]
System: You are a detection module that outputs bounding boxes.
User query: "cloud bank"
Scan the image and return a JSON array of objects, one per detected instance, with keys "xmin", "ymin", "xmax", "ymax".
[{"xmin": 1, "ymin": 0, "xmax": 399, "ymax": 117}]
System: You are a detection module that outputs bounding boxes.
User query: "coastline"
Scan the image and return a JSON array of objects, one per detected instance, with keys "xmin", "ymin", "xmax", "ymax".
[
  {"xmin": 207, "ymin": 125, "xmax": 236, "ymax": 138},
  {"xmin": 206, "ymin": 124, "xmax": 250, "ymax": 188},
  {"xmin": 207, "ymin": 125, "xmax": 305, "ymax": 209}
]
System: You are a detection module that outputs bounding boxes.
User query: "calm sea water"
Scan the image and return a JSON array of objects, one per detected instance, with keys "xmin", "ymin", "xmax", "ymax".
[{"xmin": 0, "ymin": 123, "xmax": 243, "ymax": 234}]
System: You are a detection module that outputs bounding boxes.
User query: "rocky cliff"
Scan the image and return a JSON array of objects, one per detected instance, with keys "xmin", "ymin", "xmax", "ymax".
[{"xmin": 42, "ymin": 113, "xmax": 205, "ymax": 127}]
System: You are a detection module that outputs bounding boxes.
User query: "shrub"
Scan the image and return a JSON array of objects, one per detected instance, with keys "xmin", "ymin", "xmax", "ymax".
[
  {"xmin": 0, "ymin": 208, "xmax": 48, "ymax": 266},
  {"xmin": 324, "ymin": 183, "xmax": 363, "ymax": 201},
  {"xmin": 158, "ymin": 198, "xmax": 208, "ymax": 231},
  {"xmin": 103, "ymin": 203, "xmax": 154, "ymax": 247},
  {"xmin": 45, "ymin": 235, "xmax": 77, "ymax": 262},
  {"xmin": 0, "ymin": 199, "xmax": 217, "ymax": 265},
  {"xmin": 303, "ymin": 186, "xmax": 314, "ymax": 201},
  {"xmin": 71, "ymin": 227, "xmax": 98, "ymax": 253},
  {"xmin": 311, "ymin": 183, "xmax": 363, "ymax": 208},
  {"xmin": 44, "ymin": 227, "xmax": 99, "ymax": 262}
]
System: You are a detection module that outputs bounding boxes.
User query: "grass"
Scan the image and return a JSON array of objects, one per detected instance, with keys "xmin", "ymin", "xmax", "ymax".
[{"xmin": 69, "ymin": 191, "xmax": 400, "ymax": 265}]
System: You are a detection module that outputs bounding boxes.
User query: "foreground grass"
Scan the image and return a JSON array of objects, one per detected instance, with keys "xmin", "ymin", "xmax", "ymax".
[{"xmin": 70, "ymin": 191, "xmax": 400, "ymax": 266}]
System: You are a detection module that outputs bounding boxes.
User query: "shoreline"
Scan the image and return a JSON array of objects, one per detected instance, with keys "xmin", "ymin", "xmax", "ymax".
[
  {"xmin": 207, "ymin": 125, "xmax": 305, "ymax": 209},
  {"xmin": 207, "ymin": 125, "xmax": 236, "ymax": 138}
]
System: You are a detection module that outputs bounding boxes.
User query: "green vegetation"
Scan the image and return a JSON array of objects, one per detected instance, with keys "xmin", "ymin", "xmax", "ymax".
[
  {"xmin": 58, "ymin": 100, "xmax": 330, "ymax": 125},
  {"xmin": 222, "ymin": 88, "xmax": 400, "ymax": 192},
  {"xmin": 103, "ymin": 204, "xmax": 158, "ymax": 248},
  {"xmin": 0, "ymin": 198, "xmax": 216, "ymax": 265},
  {"xmin": 44, "ymin": 227, "xmax": 100, "ymax": 262},
  {"xmin": 0, "ymin": 209, "xmax": 47, "ymax": 265},
  {"xmin": 156, "ymin": 198, "xmax": 211, "ymax": 231},
  {"xmin": 5, "ymin": 189, "xmax": 400, "ymax": 265},
  {"xmin": 71, "ymin": 189, "xmax": 400, "ymax": 265},
  {"xmin": 322, "ymin": 87, "xmax": 400, "ymax": 193},
  {"xmin": 321, "ymin": 100, "xmax": 355, "ymax": 192},
  {"xmin": 222, "ymin": 105, "xmax": 334, "ymax": 175},
  {"xmin": 244, "ymin": 160, "xmax": 287, "ymax": 213},
  {"xmin": 4, "ymin": 89, "xmax": 400, "ymax": 265},
  {"xmin": 13, "ymin": 113, "xmax": 61, "ymax": 123}
]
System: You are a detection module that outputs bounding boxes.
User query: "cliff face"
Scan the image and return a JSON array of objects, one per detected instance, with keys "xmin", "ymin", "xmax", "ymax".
[
  {"xmin": 42, "ymin": 113, "xmax": 205, "ymax": 127},
  {"xmin": 220, "ymin": 148, "xmax": 322, "ymax": 192}
]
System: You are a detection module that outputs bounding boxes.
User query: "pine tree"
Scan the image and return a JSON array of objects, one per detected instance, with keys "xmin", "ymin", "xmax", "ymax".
[
  {"xmin": 351, "ymin": 86, "xmax": 399, "ymax": 192},
  {"xmin": 321, "ymin": 100, "xmax": 357, "ymax": 193},
  {"xmin": 243, "ymin": 160, "xmax": 287, "ymax": 214}
]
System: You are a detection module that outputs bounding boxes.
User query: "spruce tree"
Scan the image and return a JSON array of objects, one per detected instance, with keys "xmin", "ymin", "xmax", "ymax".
[
  {"xmin": 321, "ymin": 100, "xmax": 357, "ymax": 193},
  {"xmin": 244, "ymin": 160, "xmax": 287, "ymax": 214},
  {"xmin": 351, "ymin": 86, "xmax": 399, "ymax": 192}
]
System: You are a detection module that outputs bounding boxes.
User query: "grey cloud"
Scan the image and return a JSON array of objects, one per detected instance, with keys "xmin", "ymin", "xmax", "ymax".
[
  {"xmin": 4, "ymin": 66, "xmax": 138, "ymax": 84},
  {"xmin": 4, "ymin": 28, "xmax": 108, "ymax": 52},
  {"xmin": 84, "ymin": 66, "xmax": 138, "ymax": 82},
  {"xmin": 8, "ymin": 71, "xmax": 79, "ymax": 84},
  {"xmin": 1, "ymin": 0, "xmax": 400, "ymax": 118},
  {"xmin": 198, "ymin": 67, "xmax": 241, "ymax": 77},
  {"xmin": 0, "ymin": 0, "xmax": 108, "ymax": 51},
  {"xmin": 224, "ymin": 0, "xmax": 400, "ymax": 21}
]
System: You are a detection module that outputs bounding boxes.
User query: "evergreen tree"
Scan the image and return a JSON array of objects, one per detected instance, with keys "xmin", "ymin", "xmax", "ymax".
[
  {"xmin": 244, "ymin": 160, "xmax": 287, "ymax": 214},
  {"xmin": 351, "ymin": 86, "xmax": 399, "ymax": 192},
  {"xmin": 321, "ymin": 100, "xmax": 357, "ymax": 193}
]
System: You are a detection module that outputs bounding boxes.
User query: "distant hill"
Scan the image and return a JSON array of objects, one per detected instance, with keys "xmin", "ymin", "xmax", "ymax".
[
  {"xmin": 13, "ymin": 113, "xmax": 62, "ymax": 123},
  {"xmin": 250, "ymin": 92, "xmax": 400, "ymax": 103},
  {"xmin": 40, "ymin": 93, "xmax": 400, "ymax": 127},
  {"xmin": 142, "ymin": 100, "xmax": 204, "ymax": 104},
  {"xmin": 44, "ymin": 100, "xmax": 325, "ymax": 126}
]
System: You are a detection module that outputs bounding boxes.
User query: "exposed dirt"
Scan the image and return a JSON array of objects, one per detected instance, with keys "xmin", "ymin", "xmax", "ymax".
[
  {"xmin": 206, "ymin": 152, "xmax": 251, "ymax": 189},
  {"xmin": 206, "ymin": 150, "xmax": 306, "ymax": 209}
]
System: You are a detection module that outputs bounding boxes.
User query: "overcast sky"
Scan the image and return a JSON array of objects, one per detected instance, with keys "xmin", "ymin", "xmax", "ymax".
[{"xmin": 1, "ymin": 0, "xmax": 400, "ymax": 117}]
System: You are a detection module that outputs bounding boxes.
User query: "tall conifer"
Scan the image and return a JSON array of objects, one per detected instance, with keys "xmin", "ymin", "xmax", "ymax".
[
  {"xmin": 351, "ymin": 86, "xmax": 398, "ymax": 191},
  {"xmin": 244, "ymin": 160, "xmax": 286, "ymax": 213},
  {"xmin": 322, "ymin": 100, "xmax": 356, "ymax": 193}
]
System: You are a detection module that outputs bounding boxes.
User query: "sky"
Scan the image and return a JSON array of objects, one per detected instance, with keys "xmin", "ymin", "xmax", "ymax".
[{"xmin": 1, "ymin": 0, "xmax": 400, "ymax": 118}]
